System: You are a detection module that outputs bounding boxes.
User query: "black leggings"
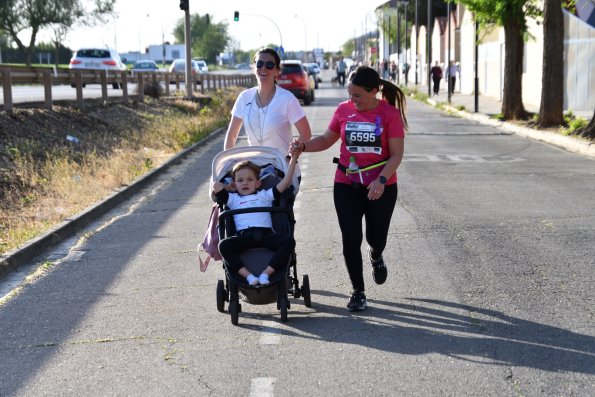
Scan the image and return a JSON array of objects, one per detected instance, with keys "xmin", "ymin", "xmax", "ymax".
[
  {"xmin": 219, "ymin": 227, "xmax": 295, "ymax": 274},
  {"xmin": 333, "ymin": 183, "xmax": 398, "ymax": 292}
]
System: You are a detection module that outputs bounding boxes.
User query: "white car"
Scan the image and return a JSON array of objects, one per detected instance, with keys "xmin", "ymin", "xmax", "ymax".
[
  {"xmin": 69, "ymin": 48, "xmax": 127, "ymax": 89},
  {"xmin": 194, "ymin": 59, "xmax": 209, "ymax": 73},
  {"xmin": 304, "ymin": 62, "xmax": 322, "ymax": 88}
]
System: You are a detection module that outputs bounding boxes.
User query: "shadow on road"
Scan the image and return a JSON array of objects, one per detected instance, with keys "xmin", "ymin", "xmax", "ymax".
[{"xmin": 257, "ymin": 289, "xmax": 595, "ymax": 375}]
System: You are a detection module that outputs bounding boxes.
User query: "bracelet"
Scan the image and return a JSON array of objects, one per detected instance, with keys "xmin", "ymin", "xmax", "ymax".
[{"xmin": 301, "ymin": 142, "xmax": 306, "ymax": 152}]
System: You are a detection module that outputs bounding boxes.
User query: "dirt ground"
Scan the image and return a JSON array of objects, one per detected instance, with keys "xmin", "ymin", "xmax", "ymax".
[{"xmin": 0, "ymin": 99, "xmax": 180, "ymax": 200}]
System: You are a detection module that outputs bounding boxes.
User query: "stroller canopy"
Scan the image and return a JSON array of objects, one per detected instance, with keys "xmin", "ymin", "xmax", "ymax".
[{"xmin": 210, "ymin": 146, "xmax": 299, "ymax": 196}]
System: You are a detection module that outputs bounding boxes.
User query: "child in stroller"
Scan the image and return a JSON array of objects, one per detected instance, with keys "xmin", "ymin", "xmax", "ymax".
[
  {"xmin": 211, "ymin": 146, "xmax": 311, "ymax": 325},
  {"xmin": 213, "ymin": 155, "xmax": 298, "ymax": 286}
]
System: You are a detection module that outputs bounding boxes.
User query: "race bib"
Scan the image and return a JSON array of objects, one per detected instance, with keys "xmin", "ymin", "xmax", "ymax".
[{"xmin": 345, "ymin": 120, "xmax": 383, "ymax": 154}]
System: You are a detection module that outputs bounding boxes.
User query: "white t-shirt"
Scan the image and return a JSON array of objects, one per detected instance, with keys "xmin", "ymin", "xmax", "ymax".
[
  {"xmin": 231, "ymin": 86, "xmax": 306, "ymax": 155},
  {"xmin": 226, "ymin": 189, "xmax": 275, "ymax": 231}
]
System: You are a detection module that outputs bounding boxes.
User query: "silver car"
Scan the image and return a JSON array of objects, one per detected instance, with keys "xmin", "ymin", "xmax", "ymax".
[{"xmin": 169, "ymin": 59, "xmax": 203, "ymax": 85}]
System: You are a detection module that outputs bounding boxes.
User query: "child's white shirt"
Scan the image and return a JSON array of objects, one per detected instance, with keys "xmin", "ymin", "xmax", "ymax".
[{"xmin": 226, "ymin": 188, "xmax": 275, "ymax": 231}]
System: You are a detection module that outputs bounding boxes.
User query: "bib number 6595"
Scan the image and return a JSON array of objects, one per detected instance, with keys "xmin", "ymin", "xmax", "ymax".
[{"xmin": 349, "ymin": 131, "xmax": 375, "ymax": 143}]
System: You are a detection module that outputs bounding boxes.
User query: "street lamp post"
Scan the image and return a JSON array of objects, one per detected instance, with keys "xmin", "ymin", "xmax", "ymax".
[
  {"xmin": 161, "ymin": 18, "xmax": 180, "ymax": 68},
  {"xmin": 415, "ymin": 0, "xmax": 418, "ymax": 85},
  {"xmin": 427, "ymin": 0, "xmax": 432, "ymax": 96},
  {"xmin": 447, "ymin": 1, "xmax": 451, "ymax": 103},
  {"xmin": 397, "ymin": 5, "xmax": 401, "ymax": 85},
  {"xmin": 294, "ymin": 15, "xmax": 307, "ymax": 62},
  {"xmin": 402, "ymin": 1, "xmax": 409, "ymax": 85},
  {"xmin": 243, "ymin": 13, "xmax": 283, "ymax": 56},
  {"xmin": 387, "ymin": 15, "xmax": 391, "ymax": 63},
  {"xmin": 474, "ymin": 17, "xmax": 479, "ymax": 112}
]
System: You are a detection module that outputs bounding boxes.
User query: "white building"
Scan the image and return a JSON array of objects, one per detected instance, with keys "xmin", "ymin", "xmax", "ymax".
[
  {"xmin": 377, "ymin": 1, "xmax": 595, "ymax": 114},
  {"xmin": 119, "ymin": 44, "xmax": 186, "ymax": 65}
]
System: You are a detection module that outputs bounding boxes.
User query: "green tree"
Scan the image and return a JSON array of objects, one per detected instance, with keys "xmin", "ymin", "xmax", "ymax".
[
  {"xmin": 576, "ymin": 109, "xmax": 595, "ymax": 139},
  {"xmin": 174, "ymin": 13, "xmax": 230, "ymax": 64},
  {"xmin": 341, "ymin": 39, "xmax": 354, "ymax": 57},
  {"xmin": 456, "ymin": 0, "xmax": 540, "ymax": 120},
  {"xmin": 0, "ymin": 0, "xmax": 115, "ymax": 66},
  {"xmin": 537, "ymin": 0, "xmax": 564, "ymax": 128}
]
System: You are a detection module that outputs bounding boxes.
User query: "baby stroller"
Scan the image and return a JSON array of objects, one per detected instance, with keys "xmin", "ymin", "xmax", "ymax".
[{"xmin": 211, "ymin": 146, "xmax": 312, "ymax": 325}]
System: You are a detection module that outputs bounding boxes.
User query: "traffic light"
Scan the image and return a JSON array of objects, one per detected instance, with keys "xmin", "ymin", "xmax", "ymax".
[
  {"xmin": 233, "ymin": 11, "xmax": 239, "ymax": 21},
  {"xmin": 179, "ymin": 0, "xmax": 188, "ymax": 11}
]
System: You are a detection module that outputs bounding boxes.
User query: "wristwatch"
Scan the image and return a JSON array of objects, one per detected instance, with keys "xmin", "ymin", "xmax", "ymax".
[{"xmin": 378, "ymin": 176, "xmax": 387, "ymax": 184}]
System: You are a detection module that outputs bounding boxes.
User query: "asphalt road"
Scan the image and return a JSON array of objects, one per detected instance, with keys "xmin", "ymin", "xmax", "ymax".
[{"xmin": 0, "ymin": 74, "xmax": 594, "ymax": 396}]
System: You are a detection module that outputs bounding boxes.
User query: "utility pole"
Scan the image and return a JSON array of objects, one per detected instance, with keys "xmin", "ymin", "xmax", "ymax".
[
  {"xmin": 447, "ymin": 1, "xmax": 451, "ymax": 103},
  {"xmin": 180, "ymin": 0, "xmax": 192, "ymax": 97},
  {"xmin": 474, "ymin": 17, "xmax": 479, "ymax": 113},
  {"xmin": 397, "ymin": 6, "xmax": 401, "ymax": 85},
  {"xmin": 427, "ymin": 0, "xmax": 431, "ymax": 96},
  {"xmin": 415, "ymin": 0, "xmax": 418, "ymax": 85}
]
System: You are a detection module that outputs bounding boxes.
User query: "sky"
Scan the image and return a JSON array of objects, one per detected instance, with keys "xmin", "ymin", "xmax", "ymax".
[{"xmin": 49, "ymin": 0, "xmax": 388, "ymax": 55}]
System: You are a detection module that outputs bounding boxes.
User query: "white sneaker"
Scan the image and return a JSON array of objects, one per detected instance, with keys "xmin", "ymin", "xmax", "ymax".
[
  {"xmin": 247, "ymin": 274, "xmax": 259, "ymax": 286},
  {"xmin": 258, "ymin": 273, "xmax": 270, "ymax": 285}
]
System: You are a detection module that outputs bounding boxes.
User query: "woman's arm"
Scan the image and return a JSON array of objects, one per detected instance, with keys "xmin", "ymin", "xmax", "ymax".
[
  {"xmin": 378, "ymin": 137, "xmax": 404, "ymax": 179},
  {"xmin": 291, "ymin": 129, "xmax": 340, "ymax": 155},
  {"xmin": 224, "ymin": 116, "xmax": 244, "ymax": 150},
  {"xmin": 366, "ymin": 137, "xmax": 404, "ymax": 200},
  {"xmin": 294, "ymin": 116, "xmax": 312, "ymax": 144}
]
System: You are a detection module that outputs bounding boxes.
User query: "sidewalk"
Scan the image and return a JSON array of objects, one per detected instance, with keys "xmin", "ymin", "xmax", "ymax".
[{"xmin": 409, "ymin": 82, "xmax": 594, "ymax": 157}]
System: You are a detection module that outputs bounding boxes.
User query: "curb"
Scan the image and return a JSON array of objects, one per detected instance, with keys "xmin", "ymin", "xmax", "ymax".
[
  {"xmin": 0, "ymin": 127, "xmax": 226, "ymax": 280},
  {"xmin": 426, "ymin": 98, "xmax": 594, "ymax": 158}
]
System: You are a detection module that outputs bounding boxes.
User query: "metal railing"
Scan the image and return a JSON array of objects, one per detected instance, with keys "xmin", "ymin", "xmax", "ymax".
[{"xmin": 0, "ymin": 65, "xmax": 256, "ymax": 113}]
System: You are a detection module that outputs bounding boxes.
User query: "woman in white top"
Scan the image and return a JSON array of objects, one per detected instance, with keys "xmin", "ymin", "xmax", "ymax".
[{"xmin": 224, "ymin": 48, "xmax": 312, "ymax": 171}]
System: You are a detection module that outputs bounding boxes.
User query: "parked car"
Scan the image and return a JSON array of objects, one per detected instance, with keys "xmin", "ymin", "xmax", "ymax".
[
  {"xmin": 304, "ymin": 62, "xmax": 321, "ymax": 88},
  {"xmin": 132, "ymin": 60, "xmax": 159, "ymax": 72},
  {"xmin": 193, "ymin": 59, "xmax": 209, "ymax": 73},
  {"xmin": 277, "ymin": 60, "xmax": 315, "ymax": 105},
  {"xmin": 234, "ymin": 63, "xmax": 251, "ymax": 70},
  {"xmin": 168, "ymin": 59, "xmax": 204, "ymax": 85},
  {"xmin": 68, "ymin": 47, "xmax": 127, "ymax": 89}
]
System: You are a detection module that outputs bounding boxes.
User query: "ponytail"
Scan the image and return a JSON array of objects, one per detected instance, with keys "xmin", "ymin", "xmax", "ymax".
[{"xmin": 379, "ymin": 79, "xmax": 408, "ymax": 131}]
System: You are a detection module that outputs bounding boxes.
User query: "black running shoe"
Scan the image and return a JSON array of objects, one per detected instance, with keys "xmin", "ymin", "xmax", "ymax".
[
  {"xmin": 369, "ymin": 247, "xmax": 387, "ymax": 285},
  {"xmin": 347, "ymin": 291, "xmax": 367, "ymax": 312}
]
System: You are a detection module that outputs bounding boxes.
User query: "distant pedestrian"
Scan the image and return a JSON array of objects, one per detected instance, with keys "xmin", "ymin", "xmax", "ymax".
[
  {"xmin": 382, "ymin": 59, "xmax": 389, "ymax": 80},
  {"xmin": 402, "ymin": 63, "xmax": 410, "ymax": 85},
  {"xmin": 336, "ymin": 56, "xmax": 347, "ymax": 87},
  {"xmin": 430, "ymin": 61, "xmax": 443, "ymax": 95},
  {"xmin": 390, "ymin": 61, "xmax": 397, "ymax": 82},
  {"xmin": 447, "ymin": 60, "xmax": 460, "ymax": 95}
]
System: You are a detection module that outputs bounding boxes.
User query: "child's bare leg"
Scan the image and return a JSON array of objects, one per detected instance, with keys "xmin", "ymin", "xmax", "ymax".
[{"xmin": 263, "ymin": 266, "xmax": 275, "ymax": 276}]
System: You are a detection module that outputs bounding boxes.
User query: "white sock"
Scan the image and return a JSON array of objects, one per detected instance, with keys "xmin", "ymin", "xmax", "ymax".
[
  {"xmin": 247, "ymin": 274, "xmax": 259, "ymax": 286},
  {"xmin": 258, "ymin": 273, "xmax": 270, "ymax": 285}
]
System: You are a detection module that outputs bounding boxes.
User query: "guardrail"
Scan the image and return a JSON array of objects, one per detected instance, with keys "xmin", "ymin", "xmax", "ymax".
[{"xmin": 0, "ymin": 65, "xmax": 255, "ymax": 113}]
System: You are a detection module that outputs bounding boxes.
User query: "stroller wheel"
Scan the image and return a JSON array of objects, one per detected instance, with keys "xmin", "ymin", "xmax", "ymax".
[
  {"xmin": 291, "ymin": 275, "xmax": 301, "ymax": 299},
  {"xmin": 302, "ymin": 274, "xmax": 312, "ymax": 308},
  {"xmin": 216, "ymin": 280, "xmax": 226, "ymax": 313},
  {"xmin": 279, "ymin": 296, "xmax": 288, "ymax": 323},
  {"xmin": 229, "ymin": 300, "xmax": 239, "ymax": 325}
]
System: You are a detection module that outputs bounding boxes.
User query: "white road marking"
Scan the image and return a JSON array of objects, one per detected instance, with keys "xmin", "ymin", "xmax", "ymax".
[
  {"xmin": 405, "ymin": 154, "xmax": 524, "ymax": 162},
  {"xmin": 259, "ymin": 320, "xmax": 280, "ymax": 345},
  {"xmin": 249, "ymin": 377, "xmax": 276, "ymax": 397}
]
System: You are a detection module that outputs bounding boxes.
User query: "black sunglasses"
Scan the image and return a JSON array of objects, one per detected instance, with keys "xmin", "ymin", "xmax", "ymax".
[{"xmin": 256, "ymin": 60, "xmax": 276, "ymax": 70}]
